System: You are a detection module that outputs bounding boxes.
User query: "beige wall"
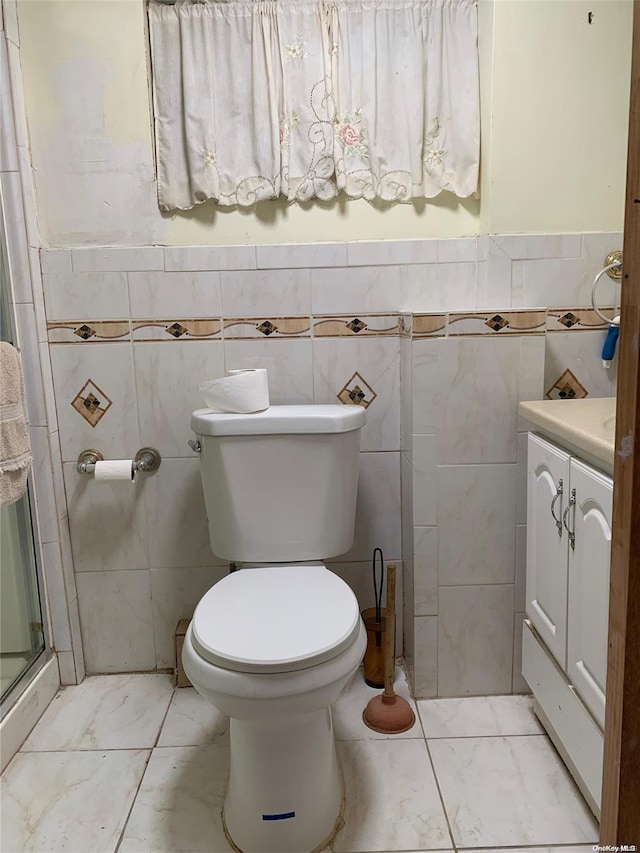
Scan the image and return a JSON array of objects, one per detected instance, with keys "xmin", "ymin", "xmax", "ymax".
[
  {"xmin": 486, "ymin": 0, "xmax": 632, "ymax": 235},
  {"xmin": 16, "ymin": 0, "xmax": 632, "ymax": 247}
]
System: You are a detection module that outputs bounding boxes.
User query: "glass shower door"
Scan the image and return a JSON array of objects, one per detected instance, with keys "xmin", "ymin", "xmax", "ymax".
[
  {"xmin": 0, "ymin": 193, "xmax": 46, "ymax": 706},
  {"xmin": 0, "ymin": 496, "xmax": 45, "ymax": 700}
]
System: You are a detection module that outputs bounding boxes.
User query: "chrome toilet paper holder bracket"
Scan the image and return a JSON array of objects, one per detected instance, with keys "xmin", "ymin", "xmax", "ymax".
[{"xmin": 76, "ymin": 447, "xmax": 162, "ymax": 475}]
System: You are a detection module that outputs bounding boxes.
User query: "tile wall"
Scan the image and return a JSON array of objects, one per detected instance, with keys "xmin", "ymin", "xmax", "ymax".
[
  {"xmin": 42, "ymin": 244, "xmax": 406, "ymax": 673},
  {"xmin": 403, "ymin": 233, "xmax": 620, "ymax": 697},
  {"xmin": 1, "ymin": 7, "xmax": 82, "ymax": 688},
  {"xmin": 41, "ymin": 233, "xmax": 621, "ymax": 689}
]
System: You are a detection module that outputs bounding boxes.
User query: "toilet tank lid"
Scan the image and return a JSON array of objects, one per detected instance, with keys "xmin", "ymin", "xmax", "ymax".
[{"xmin": 191, "ymin": 404, "xmax": 366, "ymax": 436}]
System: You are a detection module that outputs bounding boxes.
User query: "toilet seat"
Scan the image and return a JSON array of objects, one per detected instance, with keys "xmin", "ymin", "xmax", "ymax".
[{"xmin": 191, "ymin": 565, "xmax": 361, "ymax": 674}]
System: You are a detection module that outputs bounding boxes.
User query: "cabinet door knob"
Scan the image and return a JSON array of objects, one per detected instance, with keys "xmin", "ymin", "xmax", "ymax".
[
  {"xmin": 550, "ymin": 479, "xmax": 564, "ymax": 537},
  {"xmin": 563, "ymin": 488, "xmax": 576, "ymax": 551}
]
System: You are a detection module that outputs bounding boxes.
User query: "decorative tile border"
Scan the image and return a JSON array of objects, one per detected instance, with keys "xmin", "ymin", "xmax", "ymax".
[
  {"xmin": 447, "ymin": 310, "xmax": 546, "ymax": 336},
  {"xmin": 412, "ymin": 314, "xmax": 448, "ymax": 338},
  {"xmin": 546, "ymin": 307, "xmax": 616, "ymax": 332},
  {"xmin": 131, "ymin": 320, "xmax": 223, "ymax": 341},
  {"xmin": 48, "ymin": 307, "xmax": 611, "ymax": 343},
  {"xmin": 399, "ymin": 314, "xmax": 412, "ymax": 337},
  {"xmin": 223, "ymin": 317, "xmax": 311, "ymax": 339},
  {"xmin": 48, "ymin": 321, "xmax": 130, "ymax": 343},
  {"xmin": 312, "ymin": 315, "xmax": 399, "ymax": 337}
]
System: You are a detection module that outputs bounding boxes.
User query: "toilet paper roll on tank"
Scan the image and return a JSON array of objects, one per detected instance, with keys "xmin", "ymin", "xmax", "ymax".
[{"xmin": 198, "ymin": 368, "xmax": 270, "ymax": 414}]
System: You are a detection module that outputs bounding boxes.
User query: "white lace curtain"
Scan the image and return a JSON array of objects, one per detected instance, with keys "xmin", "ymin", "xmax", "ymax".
[{"xmin": 148, "ymin": 0, "xmax": 479, "ymax": 210}]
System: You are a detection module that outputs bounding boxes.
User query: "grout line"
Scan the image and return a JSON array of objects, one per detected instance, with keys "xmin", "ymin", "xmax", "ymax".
[
  {"xmin": 15, "ymin": 744, "xmax": 191, "ymax": 754},
  {"xmin": 407, "ymin": 670, "xmax": 459, "ymax": 851},
  {"xmin": 423, "ymin": 732, "xmax": 547, "ymax": 740},
  {"xmin": 423, "ymin": 729, "xmax": 457, "ymax": 852},
  {"xmin": 113, "ymin": 747, "xmax": 153, "ymax": 853},
  {"xmin": 459, "ymin": 847, "xmax": 596, "ymax": 851},
  {"xmin": 113, "ymin": 683, "xmax": 177, "ymax": 852}
]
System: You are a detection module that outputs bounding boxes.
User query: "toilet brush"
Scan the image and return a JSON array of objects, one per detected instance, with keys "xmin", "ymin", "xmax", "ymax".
[{"xmin": 362, "ymin": 564, "xmax": 416, "ymax": 734}]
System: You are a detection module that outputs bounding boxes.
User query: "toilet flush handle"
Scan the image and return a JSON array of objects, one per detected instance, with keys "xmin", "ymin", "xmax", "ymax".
[{"xmin": 188, "ymin": 439, "xmax": 201, "ymax": 453}]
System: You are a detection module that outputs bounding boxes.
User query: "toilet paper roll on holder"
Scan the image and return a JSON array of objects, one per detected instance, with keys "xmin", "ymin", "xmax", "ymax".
[{"xmin": 76, "ymin": 447, "xmax": 162, "ymax": 475}]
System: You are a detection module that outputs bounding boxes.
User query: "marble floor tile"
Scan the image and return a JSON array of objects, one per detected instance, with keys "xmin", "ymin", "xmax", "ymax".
[
  {"xmin": 428, "ymin": 735, "xmax": 598, "ymax": 847},
  {"xmin": 158, "ymin": 688, "xmax": 229, "ymax": 747},
  {"xmin": 1, "ymin": 749, "xmax": 149, "ymax": 853},
  {"xmin": 333, "ymin": 739, "xmax": 452, "ymax": 852},
  {"xmin": 22, "ymin": 674, "xmax": 174, "ymax": 751},
  {"xmin": 3, "ymin": 672, "xmax": 602, "ymax": 853},
  {"xmin": 333, "ymin": 669, "xmax": 422, "ymax": 741},
  {"xmin": 418, "ymin": 695, "xmax": 543, "ymax": 738},
  {"xmin": 119, "ymin": 745, "xmax": 233, "ymax": 853}
]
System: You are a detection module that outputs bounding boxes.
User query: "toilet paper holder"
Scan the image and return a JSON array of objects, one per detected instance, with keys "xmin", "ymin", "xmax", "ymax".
[{"xmin": 76, "ymin": 447, "xmax": 162, "ymax": 475}]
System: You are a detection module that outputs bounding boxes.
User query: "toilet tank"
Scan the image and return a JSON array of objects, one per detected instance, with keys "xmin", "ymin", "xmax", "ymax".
[{"xmin": 191, "ymin": 405, "xmax": 366, "ymax": 563}]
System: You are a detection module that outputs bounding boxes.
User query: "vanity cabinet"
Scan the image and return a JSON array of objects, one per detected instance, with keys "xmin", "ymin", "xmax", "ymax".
[
  {"xmin": 565, "ymin": 459, "xmax": 612, "ymax": 729},
  {"xmin": 526, "ymin": 435, "xmax": 571, "ymax": 667},
  {"xmin": 524, "ymin": 432, "xmax": 613, "ymax": 817}
]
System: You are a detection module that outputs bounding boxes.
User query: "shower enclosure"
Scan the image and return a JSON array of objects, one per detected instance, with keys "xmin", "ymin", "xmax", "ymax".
[{"xmin": 0, "ymin": 190, "xmax": 48, "ymax": 710}]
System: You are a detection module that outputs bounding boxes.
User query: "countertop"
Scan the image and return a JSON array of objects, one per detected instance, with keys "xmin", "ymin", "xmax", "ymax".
[{"xmin": 519, "ymin": 398, "xmax": 617, "ymax": 475}]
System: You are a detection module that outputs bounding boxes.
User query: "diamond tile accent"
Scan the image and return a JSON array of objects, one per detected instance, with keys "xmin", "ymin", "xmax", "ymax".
[
  {"xmin": 256, "ymin": 320, "xmax": 279, "ymax": 336},
  {"xmin": 71, "ymin": 379, "xmax": 113, "ymax": 427},
  {"xmin": 337, "ymin": 371, "xmax": 377, "ymax": 409},
  {"xmin": 485, "ymin": 314, "xmax": 510, "ymax": 332},
  {"xmin": 83, "ymin": 392, "xmax": 101, "ymax": 413},
  {"xmin": 346, "ymin": 318, "xmax": 368, "ymax": 334},
  {"xmin": 558, "ymin": 311, "xmax": 581, "ymax": 328},
  {"xmin": 545, "ymin": 368, "xmax": 589, "ymax": 401},
  {"xmin": 165, "ymin": 322, "xmax": 188, "ymax": 338},
  {"xmin": 74, "ymin": 324, "xmax": 97, "ymax": 341}
]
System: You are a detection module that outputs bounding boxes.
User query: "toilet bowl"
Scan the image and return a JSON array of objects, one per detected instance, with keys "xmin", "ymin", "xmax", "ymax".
[
  {"xmin": 183, "ymin": 563, "xmax": 367, "ymax": 853},
  {"xmin": 186, "ymin": 404, "xmax": 367, "ymax": 851}
]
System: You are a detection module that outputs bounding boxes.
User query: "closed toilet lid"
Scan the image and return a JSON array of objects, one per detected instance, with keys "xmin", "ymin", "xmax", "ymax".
[{"xmin": 191, "ymin": 565, "xmax": 361, "ymax": 674}]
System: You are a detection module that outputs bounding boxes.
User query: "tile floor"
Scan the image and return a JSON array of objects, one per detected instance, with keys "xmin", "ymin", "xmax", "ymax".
[{"xmin": 1, "ymin": 668, "xmax": 599, "ymax": 853}]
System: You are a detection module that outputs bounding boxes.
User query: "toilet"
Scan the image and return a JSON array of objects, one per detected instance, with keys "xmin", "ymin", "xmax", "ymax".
[{"xmin": 183, "ymin": 404, "xmax": 368, "ymax": 853}]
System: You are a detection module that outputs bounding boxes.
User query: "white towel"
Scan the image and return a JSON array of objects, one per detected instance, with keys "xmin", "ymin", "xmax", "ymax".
[{"xmin": 0, "ymin": 342, "xmax": 32, "ymax": 507}]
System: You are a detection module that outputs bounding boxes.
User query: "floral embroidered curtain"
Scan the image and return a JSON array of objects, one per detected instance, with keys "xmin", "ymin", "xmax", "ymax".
[{"xmin": 148, "ymin": 0, "xmax": 479, "ymax": 210}]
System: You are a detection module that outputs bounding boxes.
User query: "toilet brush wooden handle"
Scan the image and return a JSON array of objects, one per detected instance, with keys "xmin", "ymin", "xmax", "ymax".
[{"xmin": 383, "ymin": 564, "xmax": 396, "ymax": 699}]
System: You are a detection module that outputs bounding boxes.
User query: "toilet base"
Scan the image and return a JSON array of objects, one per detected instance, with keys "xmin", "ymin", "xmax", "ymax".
[{"xmin": 223, "ymin": 708, "xmax": 343, "ymax": 853}]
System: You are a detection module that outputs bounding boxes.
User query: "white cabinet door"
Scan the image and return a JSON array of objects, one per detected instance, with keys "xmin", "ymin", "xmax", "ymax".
[
  {"xmin": 526, "ymin": 434, "xmax": 572, "ymax": 668},
  {"xmin": 566, "ymin": 458, "xmax": 613, "ymax": 729}
]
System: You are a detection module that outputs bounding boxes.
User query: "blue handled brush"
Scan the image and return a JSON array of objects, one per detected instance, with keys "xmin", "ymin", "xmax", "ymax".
[{"xmin": 602, "ymin": 316, "xmax": 620, "ymax": 369}]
